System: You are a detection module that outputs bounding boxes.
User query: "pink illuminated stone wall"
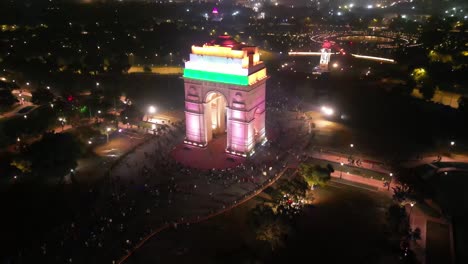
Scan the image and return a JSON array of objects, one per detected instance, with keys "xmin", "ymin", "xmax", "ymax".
[{"xmin": 183, "ymin": 72, "xmax": 267, "ymax": 156}]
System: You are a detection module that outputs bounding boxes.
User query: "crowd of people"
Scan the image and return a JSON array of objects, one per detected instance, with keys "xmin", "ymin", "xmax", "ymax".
[
  {"xmin": 14, "ymin": 105, "xmax": 300, "ymax": 263},
  {"xmin": 5, "ymin": 82, "xmax": 313, "ymax": 263}
]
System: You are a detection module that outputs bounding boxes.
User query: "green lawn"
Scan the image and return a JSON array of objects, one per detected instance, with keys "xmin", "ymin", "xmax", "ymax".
[{"xmin": 127, "ymin": 181, "xmax": 398, "ymax": 264}]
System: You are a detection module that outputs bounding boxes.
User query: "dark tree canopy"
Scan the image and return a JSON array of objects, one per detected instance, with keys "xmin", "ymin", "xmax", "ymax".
[
  {"xmin": 420, "ymin": 79, "xmax": 436, "ymax": 100},
  {"xmin": 120, "ymin": 105, "xmax": 143, "ymax": 125},
  {"xmin": 299, "ymin": 163, "xmax": 331, "ymax": 187},
  {"xmin": 32, "ymin": 88, "xmax": 55, "ymax": 105},
  {"xmin": 0, "ymin": 89, "xmax": 18, "ymax": 110},
  {"xmin": 26, "ymin": 132, "xmax": 83, "ymax": 179}
]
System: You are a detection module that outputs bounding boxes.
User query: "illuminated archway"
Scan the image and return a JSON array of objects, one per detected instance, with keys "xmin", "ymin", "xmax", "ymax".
[
  {"xmin": 205, "ymin": 91, "xmax": 227, "ymax": 140},
  {"xmin": 183, "ymin": 35, "xmax": 268, "ymax": 156}
]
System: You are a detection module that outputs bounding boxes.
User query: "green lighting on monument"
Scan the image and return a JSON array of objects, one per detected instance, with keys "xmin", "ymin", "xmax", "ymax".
[{"xmin": 183, "ymin": 69, "xmax": 249, "ymax": 86}]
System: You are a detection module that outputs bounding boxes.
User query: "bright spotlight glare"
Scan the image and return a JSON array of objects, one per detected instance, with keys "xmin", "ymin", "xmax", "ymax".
[{"xmin": 321, "ymin": 106, "xmax": 334, "ymax": 116}]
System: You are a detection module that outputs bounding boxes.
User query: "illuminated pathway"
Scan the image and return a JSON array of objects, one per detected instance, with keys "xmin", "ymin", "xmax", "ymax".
[{"xmin": 288, "ymin": 51, "xmax": 396, "ymax": 63}]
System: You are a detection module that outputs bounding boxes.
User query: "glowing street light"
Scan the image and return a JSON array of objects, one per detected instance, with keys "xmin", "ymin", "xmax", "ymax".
[
  {"xmin": 96, "ymin": 82, "xmax": 100, "ymax": 87},
  {"xmin": 408, "ymin": 201, "xmax": 416, "ymax": 221},
  {"xmin": 332, "ymin": 63, "xmax": 339, "ymax": 68},
  {"xmin": 350, "ymin": 143, "xmax": 354, "ymax": 148},
  {"xmin": 340, "ymin": 162, "xmax": 344, "ymax": 178},
  {"xmin": 148, "ymin": 105, "xmax": 156, "ymax": 114},
  {"xmin": 321, "ymin": 106, "xmax": 334, "ymax": 116},
  {"xmin": 106, "ymin": 127, "xmax": 111, "ymax": 143},
  {"xmin": 450, "ymin": 141, "xmax": 455, "ymax": 146},
  {"xmin": 58, "ymin": 117, "xmax": 66, "ymax": 131}
]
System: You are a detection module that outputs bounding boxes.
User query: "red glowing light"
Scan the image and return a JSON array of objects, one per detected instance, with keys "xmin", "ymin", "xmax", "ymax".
[{"xmin": 322, "ymin": 41, "xmax": 332, "ymax": 49}]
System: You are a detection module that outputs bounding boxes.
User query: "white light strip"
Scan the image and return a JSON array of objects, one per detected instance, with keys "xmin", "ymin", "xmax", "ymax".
[
  {"xmin": 288, "ymin": 52, "xmax": 324, "ymax": 56},
  {"xmin": 351, "ymin": 54, "xmax": 395, "ymax": 63},
  {"xmin": 288, "ymin": 51, "xmax": 395, "ymax": 63},
  {"xmin": 185, "ymin": 61, "xmax": 249, "ymax": 76}
]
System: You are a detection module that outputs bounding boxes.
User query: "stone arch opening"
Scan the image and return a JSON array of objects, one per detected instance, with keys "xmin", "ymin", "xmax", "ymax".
[{"xmin": 205, "ymin": 91, "xmax": 227, "ymax": 140}]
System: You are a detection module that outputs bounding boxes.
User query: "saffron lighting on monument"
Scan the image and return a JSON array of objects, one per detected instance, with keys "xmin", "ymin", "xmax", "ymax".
[{"xmin": 183, "ymin": 35, "xmax": 268, "ymax": 156}]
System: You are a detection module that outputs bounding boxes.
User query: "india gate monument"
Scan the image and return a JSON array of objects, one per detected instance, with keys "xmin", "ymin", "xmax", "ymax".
[{"xmin": 183, "ymin": 35, "xmax": 267, "ymax": 157}]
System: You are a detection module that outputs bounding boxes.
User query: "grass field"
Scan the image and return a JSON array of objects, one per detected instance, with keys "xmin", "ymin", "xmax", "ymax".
[{"xmin": 127, "ymin": 181, "xmax": 397, "ymax": 263}]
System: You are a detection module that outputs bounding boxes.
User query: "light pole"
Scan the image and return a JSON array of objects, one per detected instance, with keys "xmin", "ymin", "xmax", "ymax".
[
  {"xmin": 408, "ymin": 202, "xmax": 415, "ymax": 224},
  {"xmin": 106, "ymin": 127, "xmax": 111, "ymax": 143},
  {"xmin": 147, "ymin": 105, "xmax": 156, "ymax": 122},
  {"xmin": 449, "ymin": 141, "xmax": 455, "ymax": 157},
  {"xmin": 388, "ymin": 172, "xmax": 393, "ymax": 191},
  {"xmin": 340, "ymin": 162, "xmax": 344, "ymax": 178},
  {"xmin": 58, "ymin": 117, "xmax": 66, "ymax": 131},
  {"xmin": 349, "ymin": 143, "xmax": 354, "ymax": 161}
]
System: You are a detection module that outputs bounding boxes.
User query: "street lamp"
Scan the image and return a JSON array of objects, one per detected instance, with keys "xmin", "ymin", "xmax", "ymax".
[
  {"xmin": 340, "ymin": 162, "xmax": 344, "ymax": 179},
  {"xmin": 106, "ymin": 127, "xmax": 111, "ymax": 143},
  {"xmin": 58, "ymin": 117, "xmax": 66, "ymax": 131},
  {"xmin": 321, "ymin": 106, "xmax": 334, "ymax": 116},
  {"xmin": 408, "ymin": 202, "xmax": 416, "ymax": 223},
  {"xmin": 450, "ymin": 141, "xmax": 455, "ymax": 146},
  {"xmin": 147, "ymin": 105, "xmax": 156, "ymax": 121},
  {"xmin": 387, "ymin": 172, "xmax": 393, "ymax": 190}
]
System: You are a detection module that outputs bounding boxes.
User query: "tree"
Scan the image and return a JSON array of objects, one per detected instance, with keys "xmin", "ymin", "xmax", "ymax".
[
  {"xmin": 255, "ymin": 220, "xmax": 289, "ymax": 251},
  {"xmin": 387, "ymin": 204, "xmax": 408, "ymax": 234},
  {"xmin": 392, "ymin": 185, "xmax": 416, "ymax": 205},
  {"xmin": 143, "ymin": 65, "xmax": 152, "ymax": 73},
  {"xmin": 458, "ymin": 96, "xmax": 468, "ymax": 114},
  {"xmin": 299, "ymin": 163, "xmax": 331, "ymax": 188},
  {"xmin": 277, "ymin": 178, "xmax": 308, "ymax": 198},
  {"xmin": 10, "ymin": 159, "xmax": 32, "ymax": 173},
  {"xmin": 420, "ymin": 79, "xmax": 436, "ymax": 101},
  {"xmin": 249, "ymin": 204, "xmax": 290, "ymax": 251},
  {"xmin": 120, "ymin": 105, "xmax": 143, "ymax": 125},
  {"xmin": 32, "ymin": 88, "xmax": 55, "ymax": 105},
  {"xmin": 26, "ymin": 132, "xmax": 83, "ymax": 180},
  {"xmin": 0, "ymin": 89, "xmax": 18, "ymax": 110}
]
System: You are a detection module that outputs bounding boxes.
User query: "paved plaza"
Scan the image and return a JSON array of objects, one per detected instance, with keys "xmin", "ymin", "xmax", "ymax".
[{"xmin": 23, "ymin": 108, "xmax": 313, "ymax": 263}]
